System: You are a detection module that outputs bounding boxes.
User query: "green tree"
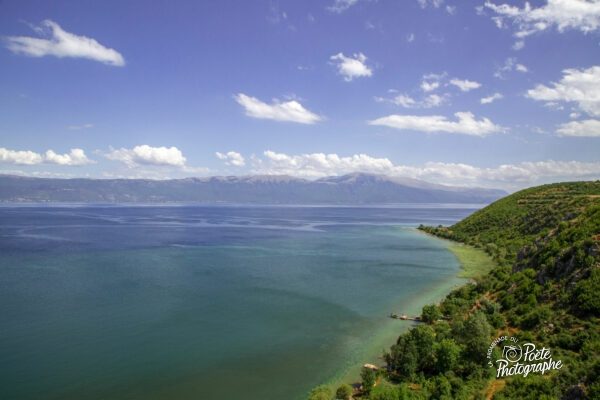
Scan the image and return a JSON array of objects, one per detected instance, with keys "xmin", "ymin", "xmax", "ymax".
[
  {"xmin": 457, "ymin": 311, "xmax": 492, "ymax": 365},
  {"xmin": 433, "ymin": 339, "xmax": 461, "ymax": 374},
  {"xmin": 361, "ymin": 367, "xmax": 377, "ymax": 394},
  {"xmin": 421, "ymin": 304, "xmax": 442, "ymax": 324},
  {"xmin": 385, "ymin": 337, "xmax": 418, "ymax": 378},
  {"xmin": 335, "ymin": 383, "xmax": 353, "ymax": 400}
]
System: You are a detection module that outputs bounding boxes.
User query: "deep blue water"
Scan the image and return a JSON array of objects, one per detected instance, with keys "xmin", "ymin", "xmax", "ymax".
[{"xmin": 0, "ymin": 204, "xmax": 478, "ymax": 400}]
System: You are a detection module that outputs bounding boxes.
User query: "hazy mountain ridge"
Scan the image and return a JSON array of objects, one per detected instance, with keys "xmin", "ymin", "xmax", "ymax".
[{"xmin": 0, "ymin": 173, "xmax": 506, "ymax": 204}]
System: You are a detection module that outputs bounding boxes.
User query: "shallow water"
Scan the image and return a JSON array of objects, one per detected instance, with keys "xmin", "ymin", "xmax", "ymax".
[{"xmin": 0, "ymin": 204, "xmax": 478, "ymax": 400}]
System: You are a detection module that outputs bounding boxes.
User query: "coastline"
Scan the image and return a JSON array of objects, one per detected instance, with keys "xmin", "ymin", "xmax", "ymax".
[{"xmin": 324, "ymin": 227, "xmax": 494, "ymax": 389}]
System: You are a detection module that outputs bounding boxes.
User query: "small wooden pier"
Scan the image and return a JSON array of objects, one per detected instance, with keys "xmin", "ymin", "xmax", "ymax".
[{"xmin": 389, "ymin": 313, "xmax": 421, "ymax": 321}]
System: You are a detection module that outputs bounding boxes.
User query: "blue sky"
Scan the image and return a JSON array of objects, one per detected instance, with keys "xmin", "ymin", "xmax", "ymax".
[{"xmin": 1, "ymin": 0, "xmax": 599, "ymax": 190}]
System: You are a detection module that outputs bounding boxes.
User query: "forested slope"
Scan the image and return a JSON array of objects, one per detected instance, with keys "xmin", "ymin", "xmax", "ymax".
[{"xmin": 311, "ymin": 181, "xmax": 600, "ymax": 400}]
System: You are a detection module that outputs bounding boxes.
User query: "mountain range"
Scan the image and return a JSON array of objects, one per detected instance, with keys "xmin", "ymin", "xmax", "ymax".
[{"xmin": 0, "ymin": 173, "xmax": 506, "ymax": 204}]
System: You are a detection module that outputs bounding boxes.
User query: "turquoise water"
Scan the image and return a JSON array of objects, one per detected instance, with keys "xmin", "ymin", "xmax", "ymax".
[{"xmin": 0, "ymin": 205, "xmax": 477, "ymax": 399}]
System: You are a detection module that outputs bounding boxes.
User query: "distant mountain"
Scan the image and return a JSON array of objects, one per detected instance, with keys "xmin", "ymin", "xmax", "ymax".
[{"xmin": 0, "ymin": 173, "xmax": 506, "ymax": 204}]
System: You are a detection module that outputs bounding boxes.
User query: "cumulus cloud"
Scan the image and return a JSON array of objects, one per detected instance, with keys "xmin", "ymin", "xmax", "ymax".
[
  {"xmin": 234, "ymin": 93, "xmax": 322, "ymax": 124},
  {"xmin": 327, "ymin": 0, "xmax": 359, "ymax": 13},
  {"xmin": 0, "ymin": 147, "xmax": 92, "ymax": 165},
  {"xmin": 526, "ymin": 66, "xmax": 600, "ymax": 117},
  {"xmin": 4, "ymin": 20, "xmax": 125, "ymax": 66},
  {"xmin": 0, "ymin": 148, "xmax": 44, "ymax": 165},
  {"xmin": 484, "ymin": 0, "xmax": 600, "ymax": 39},
  {"xmin": 330, "ymin": 52, "xmax": 373, "ymax": 81},
  {"xmin": 449, "ymin": 78, "xmax": 482, "ymax": 92},
  {"xmin": 369, "ymin": 112, "xmax": 504, "ymax": 136},
  {"xmin": 45, "ymin": 148, "xmax": 93, "ymax": 165},
  {"xmin": 557, "ymin": 119, "xmax": 600, "ymax": 137},
  {"xmin": 106, "ymin": 145, "xmax": 186, "ymax": 167},
  {"xmin": 481, "ymin": 92, "xmax": 504, "ymax": 104},
  {"xmin": 216, "ymin": 151, "xmax": 246, "ymax": 167},
  {"xmin": 251, "ymin": 150, "xmax": 600, "ymax": 189}
]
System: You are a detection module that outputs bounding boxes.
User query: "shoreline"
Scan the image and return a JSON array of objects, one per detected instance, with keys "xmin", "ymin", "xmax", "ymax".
[{"xmin": 323, "ymin": 227, "xmax": 494, "ymax": 389}]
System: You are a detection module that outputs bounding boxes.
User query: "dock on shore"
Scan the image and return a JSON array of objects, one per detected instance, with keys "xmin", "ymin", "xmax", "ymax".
[{"xmin": 389, "ymin": 313, "xmax": 421, "ymax": 321}]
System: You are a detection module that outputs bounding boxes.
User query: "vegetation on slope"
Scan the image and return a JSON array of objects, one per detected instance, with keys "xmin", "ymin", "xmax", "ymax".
[{"xmin": 308, "ymin": 181, "xmax": 600, "ymax": 400}]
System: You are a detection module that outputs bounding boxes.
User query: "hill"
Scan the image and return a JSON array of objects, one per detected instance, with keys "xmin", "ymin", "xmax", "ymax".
[
  {"xmin": 314, "ymin": 181, "xmax": 600, "ymax": 399},
  {"xmin": 0, "ymin": 173, "xmax": 505, "ymax": 204}
]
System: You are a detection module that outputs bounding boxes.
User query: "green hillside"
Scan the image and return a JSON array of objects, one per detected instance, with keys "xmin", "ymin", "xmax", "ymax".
[{"xmin": 310, "ymin": 182, "xmax": 600, "ymax": 400}]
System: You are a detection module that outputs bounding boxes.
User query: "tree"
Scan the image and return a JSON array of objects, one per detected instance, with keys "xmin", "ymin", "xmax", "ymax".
[
  {"xmin": 385, "ymin": 337, "xmax": 418, "ymax": 378},
  {"xmin": 410, "ymin": 324, "xmax": 436, "ymax": 372},
  {"xmin": 335, "ymin": 383, "xmax": 352, "ymax": 400},
  {"xmin": 361, "ymin": 367, "xmax": 377, "ymax": 394},
  {"xmin": 433, "ymin": 339, "xmax": 461, "ymax": 374},
  {"xmin": 421, "ymin": 304, "xmax": 442, "ymax": 324},
  {"xmin": 457, "ymin": 311, "xmax": 492, "ymax": 365},
  {"xmin": 307, "ymin": 385, "xmax": 333, "ymax": 400}
]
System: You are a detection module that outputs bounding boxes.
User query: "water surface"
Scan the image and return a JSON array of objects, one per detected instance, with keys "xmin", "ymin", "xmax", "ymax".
[{"xmin": 0, "ymin": 204, "xmax": 478, "ymax": 400}]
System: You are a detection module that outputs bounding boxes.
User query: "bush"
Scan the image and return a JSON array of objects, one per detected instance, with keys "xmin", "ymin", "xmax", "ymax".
[
  {"xmin": 573, "ymin": 268, "xmax": 600, "ymax": 316},
  {"xmin": 308, "ymin": 385, "xmax": 333, "ymax": 400},
  {"xmin": 335, "ymin": 383, "xmax": 352, "ymax": 400}
]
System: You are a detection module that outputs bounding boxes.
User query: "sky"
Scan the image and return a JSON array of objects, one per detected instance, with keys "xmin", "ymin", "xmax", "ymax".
[{"xmin": 1, "ymin": 0, "xmax": 599, "ymax": 191}]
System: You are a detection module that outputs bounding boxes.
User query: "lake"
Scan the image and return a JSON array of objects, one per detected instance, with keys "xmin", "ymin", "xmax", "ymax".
[{"xmin": 0, "ymin": 204, "xmax": 479, "ymax": 400}]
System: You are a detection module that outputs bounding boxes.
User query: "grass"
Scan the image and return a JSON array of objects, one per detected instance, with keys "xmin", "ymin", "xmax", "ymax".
[{"xmin": 447, "ymin": 242, "xmax": 497, "ymax": 279}]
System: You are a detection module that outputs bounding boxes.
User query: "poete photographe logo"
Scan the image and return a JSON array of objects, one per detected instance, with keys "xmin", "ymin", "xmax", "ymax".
[{"xmin": 487, "ymin": 336, "xmax": 563, "ymax": 379}]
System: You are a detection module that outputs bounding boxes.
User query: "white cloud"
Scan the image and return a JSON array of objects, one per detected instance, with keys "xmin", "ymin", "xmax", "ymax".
[
  {"xmin": 251, "ymin": 150, "xmax": 600, "ymax": 189},
  {"xmin": 369, "ymin": 111, "xmax": 504, "ymax": 136},
  {"xmin": 330, "ymin": 52, "xmax": 373, "ymax": 81},
  {"xmin": 260, "ymin": 150, "xmax": 395, "ymax": 178},
  {"xmin": 106, "ymin": 145, "xmax": 186, "ymax": 167},
  {"xmin": 417, "ymin": 0, "xmax": 445, "ymax": 9},
  {"xmin": 422, "ymin": 94, "xmax": 446, "ymax": 108},
  {"xmin": 4, "ymin": 20, "xmax": 125, "ymax": 66},
  {"xmin": 0, "ymin": 148, "xmax": 43, "ymax": 165},
  {"xmin": 449, "ymin": 78, "xmax": 482, "ymax": 92},
  {"xmin": 391, "ymin": 94, "xmax": 418, "ymax": 108},
  {"xmin": 557, "ymin": 119, "xmax": 600, "ymax": 137},
  {"xmin": 421, "ymin": 80, "xmax": 440, "ymax": 92},
  {"xmin": 516, "ymin": 63, "xmax": 528, "ymax": 72},
  {"xmin": 407, "ymin": 33, "xmax": 416, "ymax": 42},
  {"xmin": 494, "ymin": 57, "xmax": 528, "ymax": 78},
  {"xmin": 376, "ymin": 93, "xmax": 446, "ymax": 108},
  {"xmin": 327, "ymin": 0, "xmax": 359, "ymax": 13},
  {"xmin": 420, "ymin": 72, "xmax": 446, "ymax": 92},
  {"xmin": 0, "ymin": 147, "xmax": 92, "ymax": 166},
  {"xmin": 484, "ymin": 0, "xmax": 600, "ymax": 39},
  {"xmin": 216, "ymin": 151, "xmax": 246, "ymax": 167},
  {"xmin": 446, "ymin": 5, "xmax": 457, "ymax": 14},
  {"xmin": 45, "ymin": 148, "xmax": 93, "ymax": 165},
  {"xmin": 512, "ymin": 40, "xmax": 525, "ymax": 50},
  {"xmin": 526, "ymin": 66, "xmax": 600, "ymax": 117},
  {"xmin": 234, "ymin": 93, "xmax": 322, "ymax": 124},
  {"xmin": 481, "ymin": 92, "xmax": 504, "ymax": 104}
]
